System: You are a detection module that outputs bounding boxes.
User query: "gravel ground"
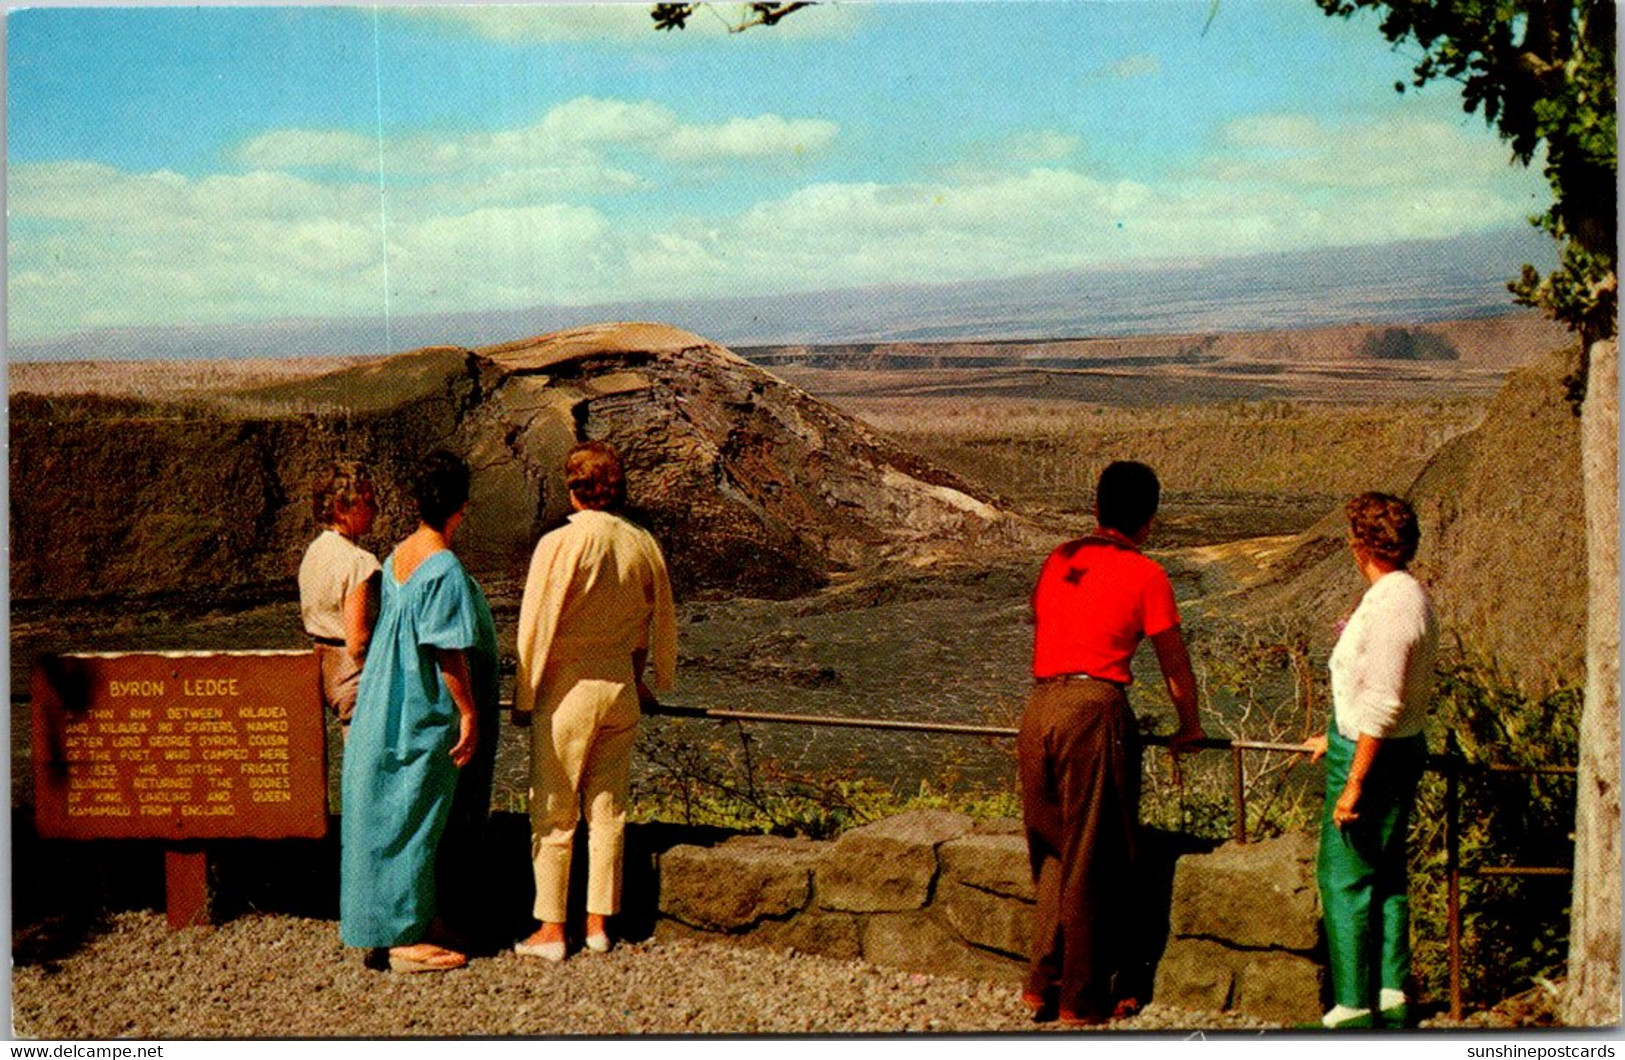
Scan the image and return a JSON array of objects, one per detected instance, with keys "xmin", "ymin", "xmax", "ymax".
[{"xmin": 13, "ymin": 911, "xmax": 1283, "ymax": 1039}]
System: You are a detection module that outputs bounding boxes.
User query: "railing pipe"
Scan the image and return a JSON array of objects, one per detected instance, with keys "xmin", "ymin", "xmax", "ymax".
[
  {"xmin": 1231, "ymin": 744, "xmax": 1248, "ymax": 844},
  {"xmin": 1446, "ymin": 729, "xmax": 1463, "ymax": 1022},
  {"xmin": 645, "ymin": 702, "xmax": 1315, "ymax": 754},
  {"xmin": 18, "ymin": 686, "xmax": 1576, "ymax": 1013},
  {"xmin": 645, "ymin": 703, "xmax": 1018, "ymax": 738}
]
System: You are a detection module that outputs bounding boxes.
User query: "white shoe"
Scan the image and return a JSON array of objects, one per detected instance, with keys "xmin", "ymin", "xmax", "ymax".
[
  {"xmin": 584, "ymin": 932, "xmax": 611, "ymax": 953},
  {"xmin": 514, "ymin": 938, "xmax": 566, "ymax": 962},
  {"xmin": 1321, "ymin": 1005, "xmax": 1373, "ymax": 1029}
]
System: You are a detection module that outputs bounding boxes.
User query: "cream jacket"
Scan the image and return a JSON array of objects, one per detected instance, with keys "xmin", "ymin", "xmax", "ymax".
[{"xmin": 514, "ymin": 509, "xmax": 677, "ymax": 713}]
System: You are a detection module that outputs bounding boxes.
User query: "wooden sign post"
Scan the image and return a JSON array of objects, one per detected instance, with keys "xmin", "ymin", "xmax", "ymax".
[{"xmin": 31, "ymin": 651, "xmax": 328, "ymax": 928}]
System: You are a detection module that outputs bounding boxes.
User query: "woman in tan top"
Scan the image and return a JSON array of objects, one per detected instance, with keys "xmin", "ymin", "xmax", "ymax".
[{"xmin": 297, "ymin": 461, "xmax": 380, "ymax": 735}]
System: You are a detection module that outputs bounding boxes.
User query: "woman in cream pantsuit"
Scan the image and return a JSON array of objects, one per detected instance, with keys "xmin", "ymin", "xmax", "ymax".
[{"xmin": 512, "ymin": 441, "xmax": 676, "ymax": 961}]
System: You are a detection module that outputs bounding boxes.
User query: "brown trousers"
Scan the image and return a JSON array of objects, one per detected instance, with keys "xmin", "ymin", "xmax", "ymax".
[{"xmin": 1017, "ymin": 678, "xmax": 1142, "ymax": 1020}]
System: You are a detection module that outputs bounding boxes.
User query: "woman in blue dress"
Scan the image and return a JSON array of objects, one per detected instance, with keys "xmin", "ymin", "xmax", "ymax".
[{"xmin": 340, "ymin": 450, "xmax": 497, "ymax": 972}]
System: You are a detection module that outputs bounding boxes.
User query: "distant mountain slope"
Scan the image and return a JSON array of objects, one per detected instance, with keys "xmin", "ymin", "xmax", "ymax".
[
  {"xmin": 1210, "ymin": 341, "xmax": 1586, "ymax": 692},
  {"xmin": 10, "ymin": 227, "xmax": 1558, "ymax": 362},
  {"xmin": 739, "ymin": 313, "xmax": 1570, "ymax": 373}
]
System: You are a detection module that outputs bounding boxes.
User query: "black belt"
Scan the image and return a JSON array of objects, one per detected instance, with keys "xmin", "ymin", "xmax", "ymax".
[
  {"xmin": 310, "ymin": 635, "xmax": 346, "ymax": 648},
  {"xmin": 1035, "ymin": 672, "xmax": 1127, "ymax": 692}
]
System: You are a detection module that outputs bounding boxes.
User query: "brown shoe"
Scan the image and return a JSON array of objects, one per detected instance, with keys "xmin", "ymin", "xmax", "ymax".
[
  {"xmin": 1058, "ymin": 1009, "xmax": 1108, "ymax": 1028},
  {"xmin": 1022, "ymin": 990, "xmax": 1058, "ymax": 1023}
]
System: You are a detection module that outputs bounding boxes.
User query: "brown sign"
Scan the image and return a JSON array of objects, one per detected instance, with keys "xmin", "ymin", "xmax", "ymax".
[{"xmin": 32, "ymin": 651, "xmax": 327, "ymax": 840}]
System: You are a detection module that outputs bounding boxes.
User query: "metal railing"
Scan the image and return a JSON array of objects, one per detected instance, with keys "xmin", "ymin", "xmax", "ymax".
[
  {"xmin": 645, "ymin": 700, "xmax": 1577, "ymax": 1021},
  {"xmin": 16, "ymin": 686, "xmax": 1575, "ymax": 1020}
]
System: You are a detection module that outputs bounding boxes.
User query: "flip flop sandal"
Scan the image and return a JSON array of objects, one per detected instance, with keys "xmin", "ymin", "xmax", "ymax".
[{"xmin": 389, "ymin": 945, "xmax": 467, "ymax": 973}]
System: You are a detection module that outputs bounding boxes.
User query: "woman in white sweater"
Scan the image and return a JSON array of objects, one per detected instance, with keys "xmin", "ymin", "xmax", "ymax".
[{"xmin": 1305, "ymin": 492, "xmax": 1438, "ymax": 1030}]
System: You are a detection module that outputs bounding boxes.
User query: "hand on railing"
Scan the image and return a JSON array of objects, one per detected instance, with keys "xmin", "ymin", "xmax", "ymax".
[{"xmin": 1167, "ymin": 722, "xmax": 1208, "ymax": 786}]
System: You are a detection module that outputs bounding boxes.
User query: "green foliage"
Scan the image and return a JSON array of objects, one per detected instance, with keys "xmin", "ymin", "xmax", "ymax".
[
  {"xmin": 1407, "ymin": 658, "xmax": 1581, "ymax": 1006},
  {"xmin": 1316, "ymin": 0, "xmax": 1616, "ymax": 341},
  {"xmin": 626, "ymin": 637, "xmax": 1578, "ymax": 1011},
  {"xmin": 1151, "ymin": 622, "xmax": 1327, "ymax": 840},
  {"xmin": 630, "ymin": 715, "xmax": 1018, "ymax": 836},
  {"xmin": 1183, "ymin": 628, "xmax": 1581, "ymax": 1007}
]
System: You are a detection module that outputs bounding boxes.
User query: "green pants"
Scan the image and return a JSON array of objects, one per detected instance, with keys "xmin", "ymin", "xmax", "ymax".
[{"xmin": 1316, "ymin": 729, "xmax": 1426, "ymax": 1009}]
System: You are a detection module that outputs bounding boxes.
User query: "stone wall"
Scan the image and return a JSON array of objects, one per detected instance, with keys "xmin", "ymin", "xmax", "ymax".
[
  {"xmin": 652, "ymin": 810, "xmax": 1325, "ymax": 1024},
  {"xmin": 1153, "ymin": 830, "xmax": 1324, "ymax": 1023}
]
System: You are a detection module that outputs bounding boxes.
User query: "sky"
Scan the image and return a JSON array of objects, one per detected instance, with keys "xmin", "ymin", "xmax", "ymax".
[{"xmin": 5, "ymin": 1, "xmax": 1551, "ymax": 346}]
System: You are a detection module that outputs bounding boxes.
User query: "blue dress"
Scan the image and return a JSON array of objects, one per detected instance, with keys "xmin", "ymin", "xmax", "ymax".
[{"xmin": 339, "ymin": 548, "xmax": 498, "ymax": 948}]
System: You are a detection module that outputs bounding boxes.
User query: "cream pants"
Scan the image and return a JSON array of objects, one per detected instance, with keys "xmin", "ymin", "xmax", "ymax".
[{"xmin": 529, "ymin": 660, "xmax": 640, "ymax": 922}]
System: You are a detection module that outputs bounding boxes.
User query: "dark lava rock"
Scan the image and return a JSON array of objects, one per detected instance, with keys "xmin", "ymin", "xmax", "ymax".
[{"xmin": 11, "ymin": 322, "xmax": 1035, "ymax": 606}]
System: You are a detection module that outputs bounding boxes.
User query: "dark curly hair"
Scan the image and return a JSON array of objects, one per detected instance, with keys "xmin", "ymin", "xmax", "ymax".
[
  {"xmin": 565, "ymin": 441, "xmax": 626, "ymax": 512},
  {"xmin": 412, "ymin": 450, "xmax": 471, "ymax": 531},
  {"xmin": 1346, "ymin": 492, "xmax": 1420, "ymax": 568},
  {"xmin": 1096, "ymin": 460, "xmax": 1161, "ymax": 537},
  {"xmin": 311, "ymin": 460, "xmax": 374, "ymax": 526}
]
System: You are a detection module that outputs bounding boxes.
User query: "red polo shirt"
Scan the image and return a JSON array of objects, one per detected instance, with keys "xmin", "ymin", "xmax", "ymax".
[{"xmin": 1031, "ymin": 528, "xmax": 1181, "ymax": 685}]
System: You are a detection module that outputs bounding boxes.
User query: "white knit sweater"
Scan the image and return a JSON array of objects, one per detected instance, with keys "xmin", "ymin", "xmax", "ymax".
[{"xmin": 1329, "ymin": 570, "xmax": 1439, "ymax": 740}]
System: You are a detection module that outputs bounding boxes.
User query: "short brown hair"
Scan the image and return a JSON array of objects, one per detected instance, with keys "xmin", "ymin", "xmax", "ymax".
[
  {"xmin": 311, "ymin": 460, "xmax": 374, "ymax": 526},
  {"xmin": 1346, "ymin": 492, "xmax": 1420, "ymax": 568},
  {"xmin": 565, "ymin": 441, "xmax": 625, "ymax": 511},
  {"xmin": 413, "ymin": 449, "xmax": 470, "ymax": 530}
]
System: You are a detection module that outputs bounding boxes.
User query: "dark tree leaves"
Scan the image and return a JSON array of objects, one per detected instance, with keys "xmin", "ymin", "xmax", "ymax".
[{"xmin": 650, "ymin": 2, "xmax": 816, "ymax": 34}]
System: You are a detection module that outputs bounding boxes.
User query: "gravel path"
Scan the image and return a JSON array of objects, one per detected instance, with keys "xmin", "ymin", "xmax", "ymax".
[{"xmin": 14, "ymin": 912, "xmax": 1282, "ymax": 1038}]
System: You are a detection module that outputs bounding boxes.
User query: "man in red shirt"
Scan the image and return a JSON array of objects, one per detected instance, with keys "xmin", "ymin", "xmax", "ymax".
[{"xmin": 1019, "ymin": 460, "xmax": 1205, "ymax": 1025}]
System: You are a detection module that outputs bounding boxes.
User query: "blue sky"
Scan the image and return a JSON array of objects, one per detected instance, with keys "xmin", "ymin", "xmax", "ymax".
[{"xmin": 6, "ymin": 2, "xmax": 1549, "ymax": 344}]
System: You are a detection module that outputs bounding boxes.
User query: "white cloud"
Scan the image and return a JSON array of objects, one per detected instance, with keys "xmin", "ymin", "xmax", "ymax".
[
  {"xmin": 5, "ymin": 160, "xmax": 625, "ymax": 335},
  {"xmin": 407, "ymin": 164, "xmax": 651, "ymax": 214},
  {"xmin": 8, "ymin": 162, "xmax": 375, "ymax": 229},
  {"xmin": 390, "ymin": 203, "xmax": 616, "ymax": 305},
  {"xmin": 6, "ymin": 106, "xmax": 1545, "ymax": 342},
  {"xmin": 658, "ymin": 115, "xmax": 838, "ymax": 162},
  {"xmin": 1207, "ymin": 112, "xmax": 1528, "ymax": 191},
  {"xmin": 650, "ymin": 168, "xmax": 1158, "ymax": 289},
  {"xmin": 1219, "ymin": 114, "xmax": 1322, "ymax": 150},
  {"xmin": 227, "ymin": 97, "xmax": 835, "ymax": 180},
  {"xmin": 615, "ymin": 110, "xmax": 1542, "ymax": 297},
  {"xmin": 1003, "ymin": 130, "xmax": 1083, "ymax": 164},
  {"xmin": 235, "ymin": 129, "xmax": 378, "ymax": 171},
  {"xmin": 539, "ymin": 97, "xmax": 678, "ymax": 145}
]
